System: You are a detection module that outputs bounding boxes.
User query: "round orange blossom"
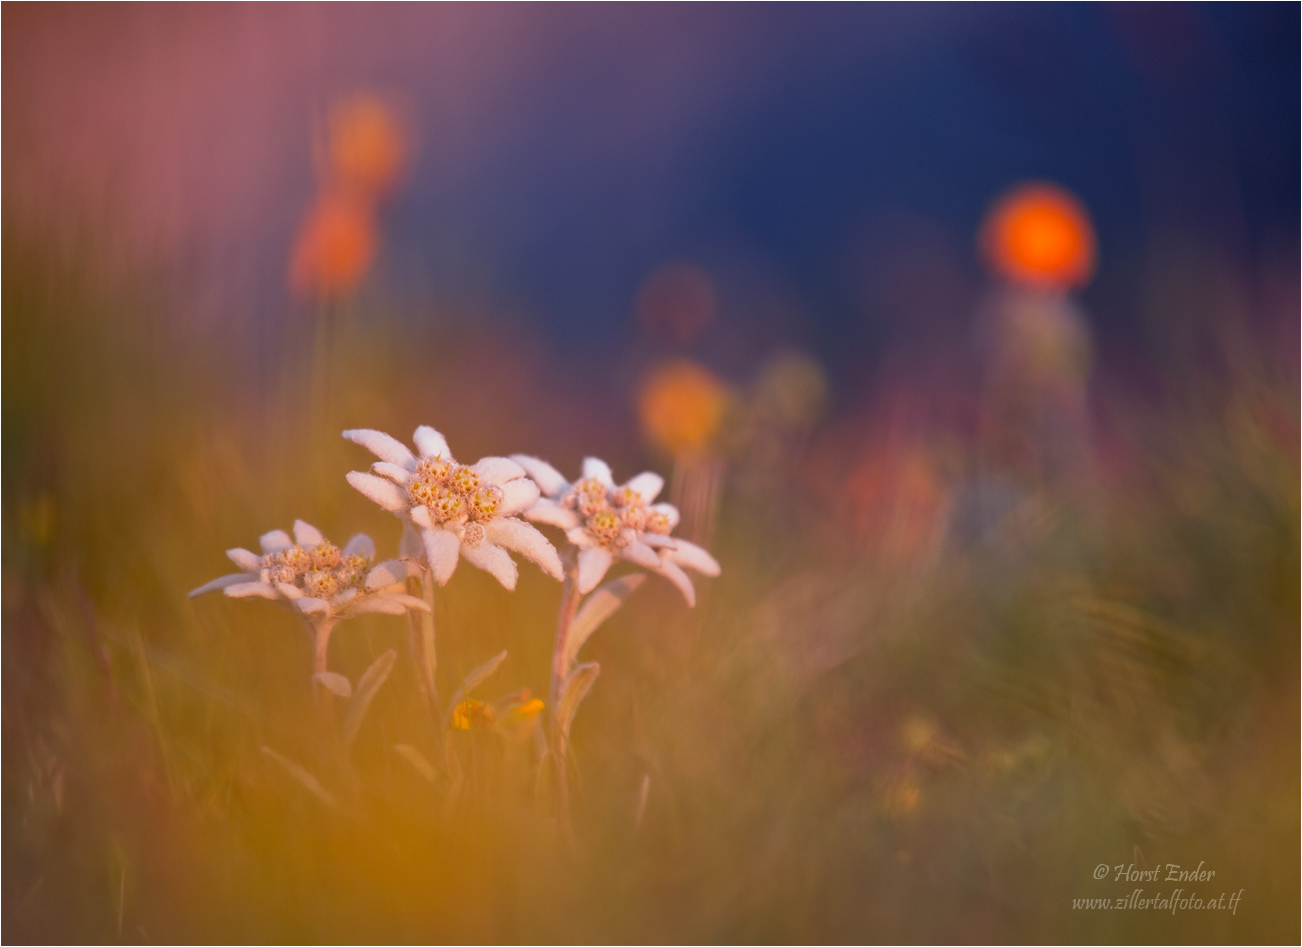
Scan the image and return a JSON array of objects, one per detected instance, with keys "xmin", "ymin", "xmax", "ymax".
[
  {"xmin": 980, "ymin": 183, "xmax": 1096, "ymax": 289},
  {"xmin": 638, "ymin": 360, "xmax": 730, "ymax": 457}
]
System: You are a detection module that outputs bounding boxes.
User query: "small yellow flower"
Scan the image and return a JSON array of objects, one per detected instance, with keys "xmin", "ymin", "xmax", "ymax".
[
  {"xmin": 451, "ymin": 699, "xmax": 496, "ymax": 731},
  {"xmin": 493, "ymin": 691, "xmax": 545, "ymax": 740}
]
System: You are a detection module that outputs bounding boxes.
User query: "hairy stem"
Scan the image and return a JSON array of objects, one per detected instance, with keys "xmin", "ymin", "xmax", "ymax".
[
  {"xmin": 407, "ymin": 575, "xmax": 441, "ymax": 714},
  {"xmin": 310, "ymin": 618, "xmax": 338, "ymax": 718},
  {"xmin": 548, "ymin": 558, "xmax": 583, "ymax": 825},
  {"xmin": 550, "ymin": 568, "xmax": 582, "ymax": 707}
]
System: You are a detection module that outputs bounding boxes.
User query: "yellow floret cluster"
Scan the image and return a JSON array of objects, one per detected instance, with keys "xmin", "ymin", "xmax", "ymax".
[
  {"xmin": 260, "ymin": 541, "xmax": 371, "ymax": 599},
  {"xmin": 408, "ymin": 456, "xmax": 503, "ymax": 531},
  {"xmin": 562, "ymin": 477, "xmax": 671, "ymax": 549}
]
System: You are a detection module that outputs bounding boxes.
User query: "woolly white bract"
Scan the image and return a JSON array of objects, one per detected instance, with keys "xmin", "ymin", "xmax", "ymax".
[
  {"xmin": 188, "ymin": 519, "xmax": 429, "ymax": 621},
  {"xmin": 510, "ymin": 455, "xmax": 720, "ymax": 605},
  {"xmin": 344, "ymin": 426, "xmax": 563, "ymax": 590}
]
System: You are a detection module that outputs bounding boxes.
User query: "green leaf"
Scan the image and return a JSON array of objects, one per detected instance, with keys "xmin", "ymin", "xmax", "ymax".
[
  {"xmin": 443, "ymin": 650, "xmax": 508, "ymax": 723},
  {"xmin": 556, "ymin": 661, "xmax": 600, "ymax": 739},
  {"xmin": 393, "ymin": 744, "xmax": 438, "ymax": 783},
  {"xmin": 260, "ymin": 747, "xmax": 336, "ymax": 808},
  {"xmin": 564, "ymin": 574, "xmax": 644, "ymax": 673},
  {"xmin": 312, "ymin": 671, "xmax": 352, "ymax": 698},
  {"xmin": 342, "ymin": 649, "xmax": 397, "ymax": 748}
]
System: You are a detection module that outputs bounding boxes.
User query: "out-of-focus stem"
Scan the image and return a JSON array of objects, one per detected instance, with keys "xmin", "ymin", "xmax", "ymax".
[
  {"xmin": 311, "ymin": 618, "xmax": 338, "ymax": 717},
  {"xmin": 407, "ymin": 575, "xmax": 444, "ymax": 761},
  {"xmin": 550, "ymin": 568, "xmax": 582, "ymax": 707},
  {"xmin": 407, "ymin": 575, "xmax": 440, "ymax": 714},
  {"xmin": 548, "ymin": 558, "xmax": 582, "ymax": 824},
  {"xmin": 420, "ymin": 576, "xmax": 439, "ymax": 711}
]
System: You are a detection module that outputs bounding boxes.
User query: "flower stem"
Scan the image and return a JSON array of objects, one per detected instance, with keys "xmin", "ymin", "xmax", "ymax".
[
  {"xmin": 407, "ymin": 575, "xmax": 444, "ymax": 755},
  {"xmin": 310, "ymin": 618, "xmax": 337, "ymax": 718},
  {"xmin": 548, "ymin": 558, "xmax": 583, "ymax": 824},
  {"xmin": 550, "ymin": 565, "xmax": 582, "ymax": 707}
]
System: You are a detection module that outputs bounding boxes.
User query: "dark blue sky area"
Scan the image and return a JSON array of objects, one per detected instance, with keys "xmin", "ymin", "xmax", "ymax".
[
  {"xmin": 372, "ymin": 4, "xmax": 1296, "ymax": 367},
  {"xmin": 6, "ymin": 4, "xmax": 1298, "ymax": 379}
]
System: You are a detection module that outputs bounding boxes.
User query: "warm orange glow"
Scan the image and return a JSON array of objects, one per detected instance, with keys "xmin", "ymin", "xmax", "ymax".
[
  {"xmin": 638, "ymin": 360, "xmax": 730, "ymax": 457},
  {"xmin": 328, "ymin": 95, "xmax": 407, "ymax": 199},
  {"xmin": 980, "ymin": 183, "xmax": 1096, "ymax": 289},
  {"xmin": 288, "ymin": 192, "xmax": 378, "ymax": 299}
]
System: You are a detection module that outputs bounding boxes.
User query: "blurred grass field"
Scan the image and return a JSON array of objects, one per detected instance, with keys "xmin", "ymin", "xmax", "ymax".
[{"xmin": 2, "ymin": 222, "xmax": 1298, "ymax": 944}]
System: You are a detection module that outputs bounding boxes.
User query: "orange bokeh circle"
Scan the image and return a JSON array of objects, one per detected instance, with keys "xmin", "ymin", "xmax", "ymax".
[
  {"xmin": 637, "ymin": 360, "xmax": 730, "ymax": 457},
  {"xmin": 288, "ymin": 192, "xmax": 378, "ymax": 299},
  {"xmin": 328, "ymin": 95, "xmax": 407, "ymax": 199},
  {"xmin": 980, "ymin": 183, "xmax": 1096, "ymax": 290}
]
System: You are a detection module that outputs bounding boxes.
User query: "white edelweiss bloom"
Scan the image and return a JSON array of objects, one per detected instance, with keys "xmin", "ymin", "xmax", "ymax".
[
  {"xmin": 509, "ymin": 454, "xmax": 721, "ymax": 605},
  {"xmin": 188, "ymin": 519, "xmax": 429, "ymax": 621},
  {"xmin": 343, "ymin": 426, "xmax": 563, "ymax": 591}
]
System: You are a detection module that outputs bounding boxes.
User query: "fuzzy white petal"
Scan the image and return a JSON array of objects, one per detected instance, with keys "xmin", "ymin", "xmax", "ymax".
[
  {"xmin": 342, "ymin": 429, "xmax": 416, "ymax": 468},
  {"xmin": 524, "ymin": 497, "xmax": 580, "ymax": 529},
  {"xmin": 259, "ymin": 530, "xmax": 293, "ymax": 554},
  {"xmin": 224, "ymin": 581, "xmax": 281, "ymax": 600},
  {"xmin": 582, "ymin": 457, "xmax": 615, "ymax": 488},
  {"xmin": 294, "ymin": 597, "xmax": 329, "ymax": 615},
  {"xmin": 499, "ymin": 478, "xmax": 541, "ymax": 517},
  {"xmin": 410, "ymin": 504, "xmax": 433, "ymax": 529},
  {"xmin": 348, "ymin": 596, "xmax": 408, "ymax": 616},
  {"xmin": 652, "ymin": 558, "xmax": 696, "ymax": 607},
  {"xmin": 365, "ymin": 558, "xmax": 419, "ymax": 589},
  {"xmin": 413, "ymin": 426, "xmax": 451, "ymax": 460},
  {"xmin": 485, "ymin": 518, "xmax": 564, "ymax": 581},
  {"xmin": 668, "ymin": 539, "xmax": 721, "ymax": 576},
  {"xmin": 342, "ymin": 533, "xmax": 376, "ymax": 559},
  {"xmin": 459, "ymin": 541, "xmax": 519, "ymax": 590},
  {"xmin": 293, "ymin": 520, "xmax": 324, "ymax": 548},
  {"xmin": 189, "ymin": 574, "xmax": 250, "ymax": 598},
  {"xmin": 384, "ymin": 593, "xmax": 432, "ymax": 613},
  {"xmin": 226, "ymin": 548, "xmax": 262, "ymax": 571},
  {"xmin": 577, "ymin": 546, "xmax": 614, "ymax": 594},
  {"xmin": 647, "ymin": 503, "xmax": 680, "ymax": 530},
  {"xmin": 423, "ymin": 529, "xmax": 461, "ymax": 586},
  {"xmin": 473, "ymin": 456, "xmax": 526, "ymax": 485},
  {"xmin": 276, "ymin": 582, "xmax": 304, "ymax": 600},
  {"xmin": 371, "ymin": 462, "xmax": 413, "ymax": 485},
  {"xmin": 347, "ymin": 471, "xmax": 410, "ymax": 513},
  {"xmin": 508, "ymin": 454, "xmax": 570, "ymax": 497},
  {"xmin": 618, "ymin": 540, "xmax": 661, "ymax": 570},
  {"xmin": 566, "ymin": 527, "xmax": 596, "ymax": 549},
  {"xmin": 624, "ymin": 472, "xmax": 664, "ymax": 503},
  {"xmin": 640, "ymin": 533, "xmax": 676, "ymax": 549},
  {"xmin": 331, "ymin": 588, "xmax": 359, "ymax": 608}
]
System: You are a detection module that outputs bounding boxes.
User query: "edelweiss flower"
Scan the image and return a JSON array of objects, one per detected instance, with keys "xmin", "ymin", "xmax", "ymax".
[
  {"xmin": 510, "ymin": 455, "xmax": 720, "ymax": 605},
  {"xmin": 343, "ymin": 426, "xmax": 563, "ymax": 590},
  {"xmin": 188, "ymin": 519, "xmax": 429, "ymax": 621}
]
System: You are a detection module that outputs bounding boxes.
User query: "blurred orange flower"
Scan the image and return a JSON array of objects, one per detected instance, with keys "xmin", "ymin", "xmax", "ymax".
[
  {"xmin": 638, "ymin": 360, "xmax": 730, "ymax": 458},
  {"xmin": 980, "ymin": 182, "xmax": 1096, "ymax": 290},
  {"xmin": 288, "ymin": 192, "xmax": 378, "ymax": 299},
  {"xmin": 327, "ymin": 95, "xmax": 407, "ymax": 199}
]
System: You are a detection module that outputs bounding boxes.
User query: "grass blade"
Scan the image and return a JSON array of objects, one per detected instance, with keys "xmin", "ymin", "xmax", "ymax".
[
  {"xmin": 260, "ymin": 746, "xmax": 337, "ymax": 808},
  {"xmin": 342, "ymin": 649, "xmax": 397, "ymax": 748},
  {"xmin": 564, "ymin": 575, "xmax": 644, "ymax": 673},
  {"xmin": 443, "ymin": 649, "xmax": 508, "ymax": 724},
  {"xmin": 393, "ymin": 743, "xmax": 438, "ymax": 782},
  {"xmin": 312, "ymin": 671, "xmax": 352, "ymax": 698},
  {"xmin": 556, "ymin": 661, "xmax": 600, "ymax": 739}
]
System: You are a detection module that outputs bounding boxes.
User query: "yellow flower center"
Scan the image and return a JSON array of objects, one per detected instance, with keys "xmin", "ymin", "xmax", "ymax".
[{"xmin": 262, "ymin": 540, "xmax": 371, "ymax": 598}]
